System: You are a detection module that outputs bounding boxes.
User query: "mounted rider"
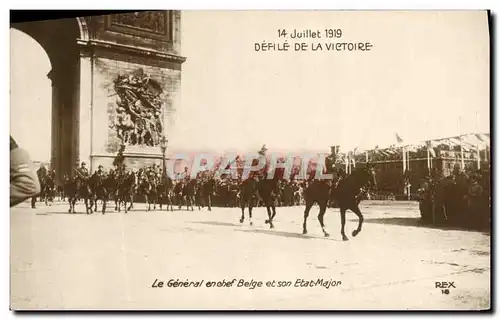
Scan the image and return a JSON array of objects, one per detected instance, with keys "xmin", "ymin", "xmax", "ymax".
[
  {"xmin": 254, "ymin": 144, "xmax": 269, "ymax": 180},
  {"xmin": 73, "ymin": 162, "xmax": 90, "ymax": 195},
  {"xmin": 95, "ymin": 165, "xmax": 106, "ymax": 179},
  {"xmin": 75, "ymin": 162, "xmax": 90, "ymax": 181},
  {"xmin": 37, "ymin": 163, "xmax": 48, "ymax": 180}
]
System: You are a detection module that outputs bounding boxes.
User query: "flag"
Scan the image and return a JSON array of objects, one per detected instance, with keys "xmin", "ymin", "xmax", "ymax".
[{"xmin": 395, "ymin": 133, "xmax": 404, "ymax": 144}]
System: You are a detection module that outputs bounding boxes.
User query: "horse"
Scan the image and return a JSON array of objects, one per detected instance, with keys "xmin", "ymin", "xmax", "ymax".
[
  {"xmin": 56, "ymin": 183, "xmax": 65, "ymax": 202},
  {"xmin": 173, "ymin": 180, "xmax": 184, "ymax": 209},
  {"xmin": 115, "ymin": 171, "xmax": 136, "ymax": 213},
  {"xmin": 239, "ymin": 177, "xmax": 259, "ymax": 225},
  {"xmin": 64, "ymin": 176, "xmax": 79, "ymax": 213},
  {"xmin": 182, "ymin": 178, "xmax": 197, "ymax": 211},
  {"xmin": 65, "ymin": 175, "xmax": 93, "ymax": 214},
  {"xmin": 158, "ymin": 175, "xmax": 174, "ymax": 211},
  {"xmin": 199, "ymin": 177, "xmax": 216, "ymax": 211},
  {"xmin": 195, "ymin": 180, "xmax": 204, "ymax": 210},
  {"xmin": 41, "ymin": 171, "xmax": 56, "ymax": 206},
  {"xmin": 255, "ymin": 175, "xmax": 281, "ymax": 228},
  {"xmin": 137, "ymin": 172, "xmax": 158, "ymax": 211},
  {"xmin": 89, "ymin": 172, "xmax": 114, "ymax": 214},
  {"xmin": 302, "ymin": 165, "xmax": 377, "ymax": 241}
]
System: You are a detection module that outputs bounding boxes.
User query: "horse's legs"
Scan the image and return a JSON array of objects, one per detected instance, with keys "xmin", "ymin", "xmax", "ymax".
[
  {"xmin": 240, "ymin": 200, "xmax": 246, "ymax": 223},
  {"xmin": 340, "ymin": 207, "xmax": 348, "ymax": 241},
  {"xmin": 302, "ymin": 200, "xmax": 314, "ymax": 234},
  {"xmin": 129, "ymin": 194, "xmax": 134, "ymax": 209},
  {"xmin": 124, "ymin": 197, "xmax": 129, "ymax": 214},
  {"xmin": 248, "ymin": 200, "xmax": 253, "ymax": 226},
  {"xmin": 351, "ymin": 204, "xmax": 364, "ymax": 237},
  {"xmin": 265, "ymin": 204, "xmax": 272, "ymax": 224},
  {"xmin": 89, "ymin": 197, "xmax": 94, "ymax": 214},
  {"xmin": 264, "ymin": 204, "xmax": 275, "ymax": 229},
  {"xmin": 317, "ymin": 201, "xmax": 329, "ymax": 237},
  {"xmin": 269, "ymin": 204, "xmax": 277, "ymax": 229},
  {"xmin": 102, "ymin": 198, "xmax": 107, "ymax": 214},
  {"xmin": 68, "ymin": 197, "xmax": 72, "ymax": 213},
  {"xmin": 84, "ymin": 198, "xmax": 89, "ymax": 214},
  {"xmin": 127, "ymin": 193, "xmax": 133, "ymax": 211}
]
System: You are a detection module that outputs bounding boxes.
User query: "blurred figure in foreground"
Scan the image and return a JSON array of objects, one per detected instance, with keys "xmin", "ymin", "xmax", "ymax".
[{"xmin": 10, "ymin": 136, "xmax": 41, "ymax": 207}]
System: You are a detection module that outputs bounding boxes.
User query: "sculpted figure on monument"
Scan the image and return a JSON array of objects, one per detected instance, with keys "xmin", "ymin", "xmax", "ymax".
[
  {"xmin": 110, "ymin": 11, "xmax": 166, "ymax": 34},
  {"xmin": 112, "ymin": 69, "xmax": 165, "ymax": 147}
]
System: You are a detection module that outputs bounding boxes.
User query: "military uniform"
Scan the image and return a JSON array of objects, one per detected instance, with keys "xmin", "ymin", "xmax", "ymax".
[
  {"xmin": 96, "ymin": 165, "xmax": 105, "ymax": 178},
  {"xmin": 31, "ymin": 165, "xmax": 48, "ymax": 208},
  {"xmin": 10, "ymin": 136, "xmax": 41, "ymax": 207},
  {"xmin": 76, "ymin": 165, "xmax": 90, "ymax": 180}
]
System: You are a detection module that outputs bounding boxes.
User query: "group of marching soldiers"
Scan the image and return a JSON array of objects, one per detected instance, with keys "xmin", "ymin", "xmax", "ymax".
[{"xmin": 416, "ymin": 165, "xmax": 490, "ymax": 229}]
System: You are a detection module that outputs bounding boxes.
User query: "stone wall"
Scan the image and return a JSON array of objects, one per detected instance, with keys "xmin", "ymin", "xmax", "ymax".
[{"xmin": 82, "ymin": 11, "xmax": 185, "ymax": 171}]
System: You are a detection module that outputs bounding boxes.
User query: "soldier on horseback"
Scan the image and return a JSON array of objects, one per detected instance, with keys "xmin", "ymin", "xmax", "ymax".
[
  {"xmin": 76, "ymin": 162, "xmax": 90, "ymax": 179},
  {"xmin": 254, "ymin": 144, "xmax": 269, "ymax": 180},
  {"xmin": 31, "ymin": 163, "xmax": 48, "ymax": 208},
  {"xmin": 96, "ymin": 165, "xmax": 106, "ymax": 178},
  {"xmin": 74, "ymin": 162, "xmax": 90, "ymax": 195}
]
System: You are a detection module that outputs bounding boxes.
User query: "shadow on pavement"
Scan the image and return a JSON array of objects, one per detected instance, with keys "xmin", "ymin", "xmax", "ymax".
[
  {"xmin": 192, "ymin": 221, "xmax": 242, "ymax": 227},
  {"xmin": 235, "ymin": 228, "xmax": 342, "ymax": 242},
  {"xmin": 36, "ymin": 211, "xmax": 100, "ymax": 216},
  {"xmin": 193, "ymin": 221, "xmax": 342, "ymax": 241},
  {"xmin": 355, "ymin": 217, "xmax": 490, "ymax": 234}
]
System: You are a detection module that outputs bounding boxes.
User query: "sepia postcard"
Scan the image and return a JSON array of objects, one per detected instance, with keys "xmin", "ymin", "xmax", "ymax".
[{"xmin": 9, "ymin": 10, "xmax": 491, "ymax": 310}]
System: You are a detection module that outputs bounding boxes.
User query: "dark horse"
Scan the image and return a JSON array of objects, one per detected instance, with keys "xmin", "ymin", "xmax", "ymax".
[
  {"xmin": 41, "ymin": 170, "xmax": 56, "ymax": 206},
  {"xmin": 256, "ymin": 175, "xmax": 280, "ymax": 228},
  {"xmin": 158, "ymin": 175, "xmax": 174, "ymax": 211},
  {"xmin": 239, "ymin": 177, "xmax": 258, "ymax": 225},
  {"xmin": 115, "ymin": 171, "xmax": 136, "ymax": 213},
  {"xmin": 199, "ymin": 176, "xmax": 216, "ymax": 211},
  {"xmin": 302, "ymin": 165, "xmax": 377, "ymax": 240},
  {"xmin": 89, "ymin": 172, "xmax": 115, "ymax": 214},
  {"xmin": 182, "ymin": 178, "xmax": 197, "ymax": 211},
  {"xmin": 65, "ymin": 175, "xmax": 93, "ymax": 214},
  {"xmin": 138, "ymin": 171, "xmax": 158, "ymax": 211}
]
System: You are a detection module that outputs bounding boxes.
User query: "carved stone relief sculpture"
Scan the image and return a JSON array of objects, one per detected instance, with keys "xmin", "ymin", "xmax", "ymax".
[
  {"xmin": 109, "ymin": 11, "xmax": 166, "ymax": 34},
  {"xmin": 111, "ymin": 68, "xmax": 165, "ymax": 147}
]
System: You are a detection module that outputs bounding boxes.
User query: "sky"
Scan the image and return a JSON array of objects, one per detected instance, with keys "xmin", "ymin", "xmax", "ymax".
[
  {"xmin": 10, "ymin": 28, "xmax": 52, "ymax": 162},
  {"xmin": 172, "ymin": 10, "xmax": 490, "ymax": 154},
  {"xmin": 9, "ymin": 11, "xmax": 490, "ymax": 161}
]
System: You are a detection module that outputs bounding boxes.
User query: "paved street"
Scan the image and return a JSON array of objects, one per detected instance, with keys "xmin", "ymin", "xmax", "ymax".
[{"xmin": 10, "ymin": 200, "xmax": 490, "ymax": 310}]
